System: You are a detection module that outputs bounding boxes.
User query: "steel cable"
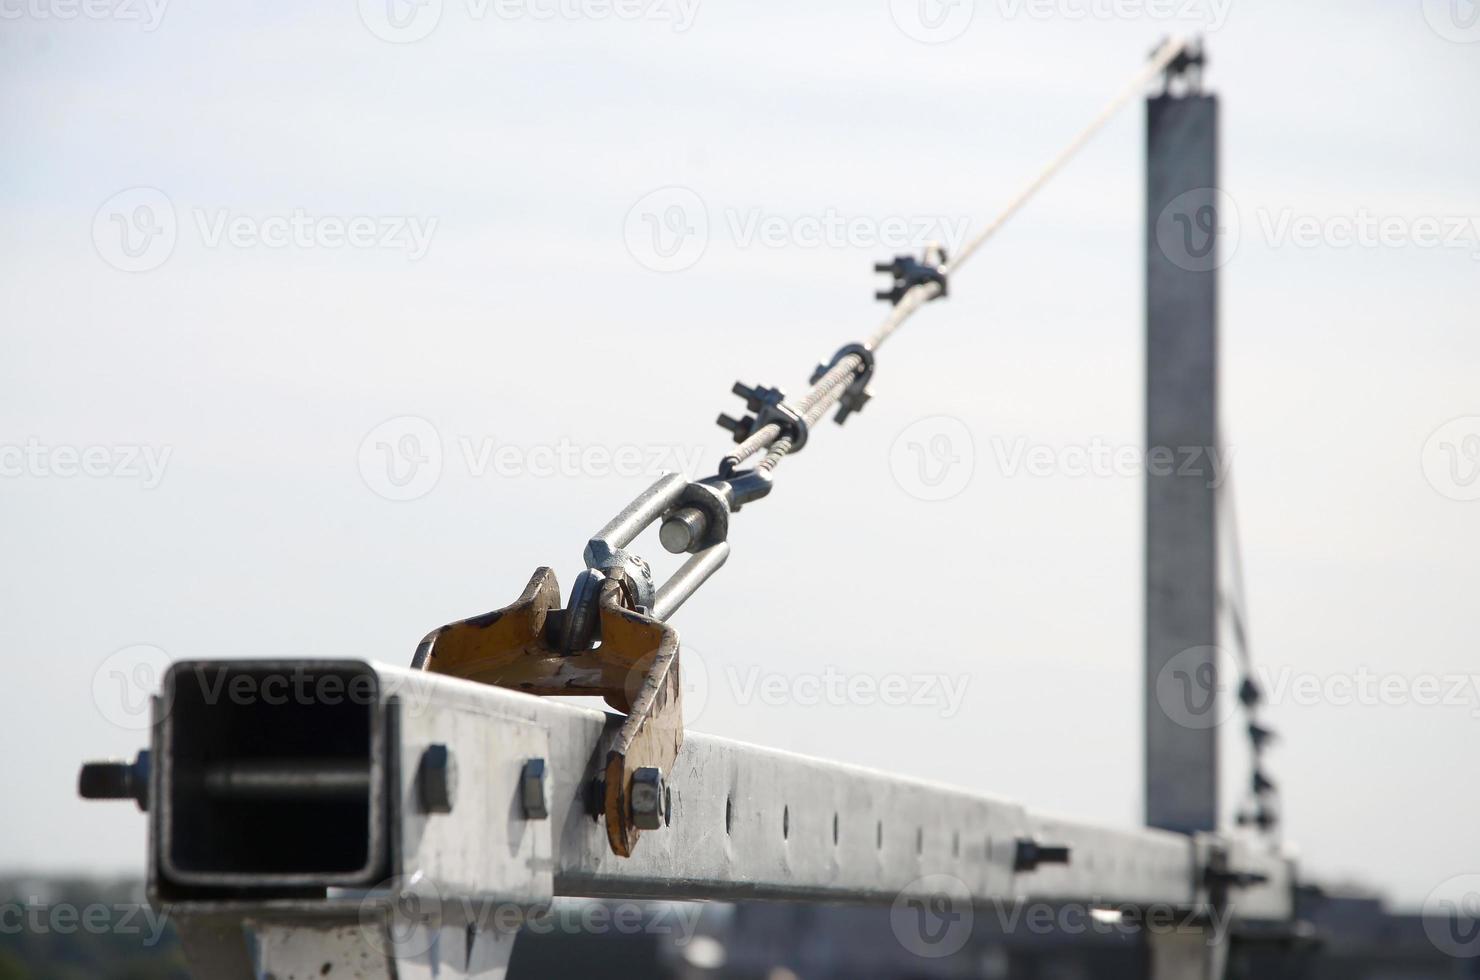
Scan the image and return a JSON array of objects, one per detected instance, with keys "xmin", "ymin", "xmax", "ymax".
[{"xmin": 730, "ymin": 36, "xmax": 1194, "ymax": 480}]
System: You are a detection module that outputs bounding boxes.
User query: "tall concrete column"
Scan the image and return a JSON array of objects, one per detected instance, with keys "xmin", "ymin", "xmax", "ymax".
[{"xmin": 1145, "ymin": 89, "xmax": 1221, "ymax": 837}]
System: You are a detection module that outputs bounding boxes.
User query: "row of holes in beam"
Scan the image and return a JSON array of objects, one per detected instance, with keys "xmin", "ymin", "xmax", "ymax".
[
  {"xmin": 705, "ymin": 796, "xmax": 1159, "ymax": 879},
  {"xmin": 723, "ymin": 794, "xmax": 970, "ymax": 859}
]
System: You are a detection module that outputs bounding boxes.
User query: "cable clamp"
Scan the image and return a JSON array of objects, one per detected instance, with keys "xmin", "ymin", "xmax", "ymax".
[
  {"xmin": 1154, "ymin": 36, "xmax": 1205, "ymax": 94},
  {"xmin": 810, "ymin": 343, "xmax": 876, "ymax": 425},
  {"xmin": 716, "ymin": 382, "xmax": 809, "ymax": 452},
  {"xmin": 874, "ymin": 248, "xmax": 948, "ymax": 306}
]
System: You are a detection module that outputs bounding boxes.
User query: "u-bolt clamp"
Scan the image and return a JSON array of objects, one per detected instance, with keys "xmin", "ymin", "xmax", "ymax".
[
  {"xmin": 716, "ymin": 382, "xmax": 809, "ymax": 452},
  {"xmin": 811, "ymin": 343, "xmax": 876, "ymax": 425},
  {"xmin": 874, "ymin": 249, "xmax": 949, "ymax": 306}
]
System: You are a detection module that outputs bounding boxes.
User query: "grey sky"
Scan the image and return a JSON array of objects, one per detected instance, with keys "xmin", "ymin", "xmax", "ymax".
[{"xmin": 2, "ymin": 0, "xmax": 1477, "ymax": 908}]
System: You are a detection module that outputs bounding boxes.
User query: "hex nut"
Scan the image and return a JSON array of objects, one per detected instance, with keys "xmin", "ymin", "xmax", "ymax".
[{"xmin": 630, "ymin": 767, "xmax": 665, "ymax": 831}]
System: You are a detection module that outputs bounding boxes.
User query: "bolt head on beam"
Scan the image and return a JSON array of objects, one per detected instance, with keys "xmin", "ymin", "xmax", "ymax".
[
  {"xmin": 418, "ymin": 744, "xmax": 457, "ymax": 815},
  {"xmin": 521, "ymin": 758, "xmax": 549, "ymax": 820}
]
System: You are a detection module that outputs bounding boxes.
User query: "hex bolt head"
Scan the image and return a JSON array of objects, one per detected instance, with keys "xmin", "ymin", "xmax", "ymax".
[
  {"xmin": 1013, "ymin": 838, "xmax": 1071, "ymax": 873},
  {"xmin": 78, "ymin": 750, "xmax": 150, "ymax": 812},
  {"xmin": 521, "ymin": 759, "xmax": 549, "ymax": 820},
  {"xmin": 418, "ymin": 744, "xmax": 457, "ymax": 815},
  {"xmin": 630, "ymin": 767, "xmax": 665, "ymax": 831}
]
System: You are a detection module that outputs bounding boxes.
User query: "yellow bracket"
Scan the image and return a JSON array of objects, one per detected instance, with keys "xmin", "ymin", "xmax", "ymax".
[{"xmin": 412, "ymin": 567, "xmax": 683, "ymax": 857}]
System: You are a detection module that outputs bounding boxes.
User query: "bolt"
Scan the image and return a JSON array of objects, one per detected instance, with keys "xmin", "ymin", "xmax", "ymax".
[
  {"xmin": 78, "ymin": 750, "xmax": 150, "ymax": 812},
  {"xmin": 630, "ymin": 767, "xmax": 665, "ymax": 831},
  {"xmin": 659, "ymin": 507, "xmax": 708, "ymax": 555},
  {"xmin": 521, "ymin": 759, "xmax": 549, "ymax": 820},
  {"xmin": 1013, "ymin": 838, "xmax": 1071, "ymax": 873},
  {"xmin": 418, "ymin": 744, "xmax": 457, "ymax": 815}
]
